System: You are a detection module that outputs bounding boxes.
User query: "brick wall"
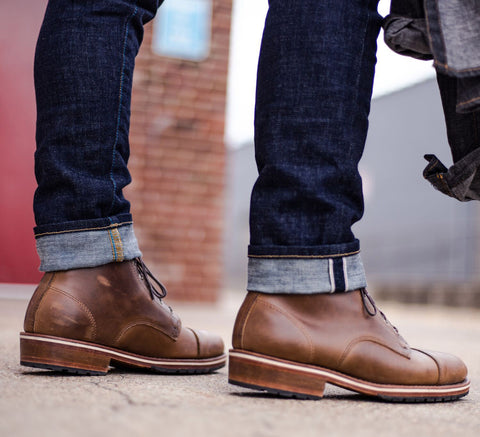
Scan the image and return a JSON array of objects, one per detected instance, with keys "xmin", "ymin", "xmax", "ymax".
[{"xmin": 126, "ymin": 0, "xmax": 232, "ymax": 302}]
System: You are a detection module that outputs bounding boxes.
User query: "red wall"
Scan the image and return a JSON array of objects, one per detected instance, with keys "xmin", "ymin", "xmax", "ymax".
[{"xmin": 0, "ymin": 0, "xmax": 47, "ymax": 283}]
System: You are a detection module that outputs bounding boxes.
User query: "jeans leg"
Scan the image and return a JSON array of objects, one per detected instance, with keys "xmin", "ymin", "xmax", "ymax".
[
  {"xmin": 33, "ymin": 0, "xmax": 162, "ymax": 271},
  {"xmin": 249, "ymin": 0, "xmax": 381, "ymax": 293}
]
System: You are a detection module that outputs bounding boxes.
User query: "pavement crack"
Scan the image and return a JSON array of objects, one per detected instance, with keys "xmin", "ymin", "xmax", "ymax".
[{"xmin": 87, "ymin": 380, "xmax": 150, "ymax": 409}]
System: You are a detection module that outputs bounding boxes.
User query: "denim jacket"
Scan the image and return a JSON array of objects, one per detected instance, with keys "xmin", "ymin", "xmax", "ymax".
[{"xmin": 383, "ymin": 0, "xmax": 480, "ymax": 201}]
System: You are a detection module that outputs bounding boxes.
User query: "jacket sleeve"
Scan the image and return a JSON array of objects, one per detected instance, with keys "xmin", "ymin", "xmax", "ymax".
[
  {"xmin": 383, "ymin": 0, "xmax": 432, "ymax": 61},
  {"xmin": 383, "ymin": 0, "xmax": 480, "ymax": 201}
]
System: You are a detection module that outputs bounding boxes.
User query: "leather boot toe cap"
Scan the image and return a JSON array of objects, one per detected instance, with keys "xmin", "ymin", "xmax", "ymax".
[
  {"xmin": 191, "ymin": 328, "xmax": 225, "ymax": 358},
  {"xmin": 419, "ymin": 350, "xmax": 469, "ymax": 385}
]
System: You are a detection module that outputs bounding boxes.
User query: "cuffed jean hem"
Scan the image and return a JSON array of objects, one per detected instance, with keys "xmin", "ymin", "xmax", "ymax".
[
  {"xmin": 35, "ymin": 223, "xmax": 142, "ymax": 272},
  {"xmin": 247, "ymin": 240, "xmax": 360, "ymax": 257},
  {"xmin": 247, "ymin": 253, "xmax": 367, "ymax": 294}
]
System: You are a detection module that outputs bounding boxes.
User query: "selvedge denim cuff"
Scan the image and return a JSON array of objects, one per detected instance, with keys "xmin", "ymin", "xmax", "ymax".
[
  {"xmin": 247, "ymin": 253, "xmax": 367, "ymax": 294},
  {"xmin": 35, "ymin": 223, "xmax": 142, "ymax": 272}
]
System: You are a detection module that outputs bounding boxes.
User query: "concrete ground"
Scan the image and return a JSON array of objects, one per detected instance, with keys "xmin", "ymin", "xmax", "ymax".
[{"xmin": 1, "ymin": 284, "xmax": 479, "ymax": 437}]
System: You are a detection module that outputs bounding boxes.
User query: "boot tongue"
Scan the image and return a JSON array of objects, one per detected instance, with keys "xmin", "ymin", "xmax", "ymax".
[
  {"xmin": 360, "ymin": 289, "xmax": 411, "ymax": 357},
  {"xmin": 134, "ymin": 258, "xmax": 181, "ymax": 339}
]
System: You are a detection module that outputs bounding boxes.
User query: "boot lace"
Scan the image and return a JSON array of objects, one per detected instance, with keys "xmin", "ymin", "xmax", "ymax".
[
  {"xmin": 134, "ymin": 258, "xmax": 168, "ymax": 301},
  {"xmin": 360, "ymin": 288, "xmax": 400, "ymax": 336}
]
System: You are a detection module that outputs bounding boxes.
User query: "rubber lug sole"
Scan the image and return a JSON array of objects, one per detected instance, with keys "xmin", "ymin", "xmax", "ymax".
[
  {"xmin": 20, "ymin": 332, "xmax": 226, "ymax": 375},
  {"xmin": 228, "ymin": 349, "xmax": 470, "ymax": 403}
]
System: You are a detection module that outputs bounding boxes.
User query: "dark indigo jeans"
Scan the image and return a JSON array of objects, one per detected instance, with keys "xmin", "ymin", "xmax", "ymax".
[{"xmin": 34, "ymin": 0, "xmax": 381, "ymax": 293}]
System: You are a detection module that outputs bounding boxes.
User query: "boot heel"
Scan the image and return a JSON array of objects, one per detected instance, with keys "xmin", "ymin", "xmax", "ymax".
[
  {"xmin": 228, "ymin": 349, "xmax": 326, "ymax": 399},
  {"xmin": 20, "ymin": 333, "xmax": 110, "ymax": 375}
]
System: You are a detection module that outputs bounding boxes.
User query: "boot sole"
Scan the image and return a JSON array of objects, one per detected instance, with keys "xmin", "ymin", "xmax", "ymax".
[
  {"xmin": 20, "ymin": 332, "xmax": 226, "ymax": 375},
  {"xmin": 228, "ymin": 349, "xmax": 470, "ymax": 402}
]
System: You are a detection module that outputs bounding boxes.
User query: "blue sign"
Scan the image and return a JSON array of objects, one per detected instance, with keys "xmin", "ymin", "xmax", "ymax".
[{"xmin": 153, "ymin": 0, "xmax": 212, "ymax": 61}]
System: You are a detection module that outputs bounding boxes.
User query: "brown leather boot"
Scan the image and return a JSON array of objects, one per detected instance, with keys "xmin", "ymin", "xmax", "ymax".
[
  {"xmin": 229, "ymin": 289, "xmax": 470, "ymax": 402},
  {"xmin": 20, "ymin": 258, "xmax": 226, "ymax": 375}
]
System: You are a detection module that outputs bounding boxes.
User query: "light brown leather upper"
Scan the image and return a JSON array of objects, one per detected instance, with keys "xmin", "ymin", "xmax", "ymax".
[
  {"xmin": 24, "ymin": 260, "xmax": 224, "ymax": 359},
  {"xmin": 232, "ymin": 290, "xmax": 467, "ymax": 385}
]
